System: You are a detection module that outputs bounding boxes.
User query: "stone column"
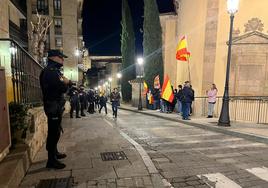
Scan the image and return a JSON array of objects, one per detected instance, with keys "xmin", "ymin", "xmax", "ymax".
[{"xmin": 201, "ymin": 0, "xmax": 220, "ymax": 94}]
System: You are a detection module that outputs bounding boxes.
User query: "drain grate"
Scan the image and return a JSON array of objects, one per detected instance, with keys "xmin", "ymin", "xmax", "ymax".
[
  {"xmin": 36, "ymin": 177, "xmax": 72, "ymax": 188},
  {"xmin": 100, "ymin": 151, "xmax": 128, "ymax": 161}
]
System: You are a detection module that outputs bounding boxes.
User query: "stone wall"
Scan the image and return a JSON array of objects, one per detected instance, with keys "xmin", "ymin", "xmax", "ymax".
[{"xmin": 25, "ymin": 107, "xmax": 47, "ymax": 161}]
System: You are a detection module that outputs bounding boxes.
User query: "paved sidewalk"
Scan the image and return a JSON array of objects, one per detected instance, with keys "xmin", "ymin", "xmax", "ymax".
[
  {"xmin": 19, "ymin": 113, "xmax": 162, "ymax": 188},
  {"xmin": 119, "ymin": 103, "xmax": 268, "ymax": 144}
]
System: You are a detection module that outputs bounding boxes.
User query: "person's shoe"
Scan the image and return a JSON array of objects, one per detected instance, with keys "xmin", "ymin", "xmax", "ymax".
[
  {"xmin": 81, "ymin": 114, "xmax": 86, "ymax": 117},
  {"xmin": 70, "ymin": 115, "xmax": 73, "ymax": 118},
  {"xmin": 76, "ymin": 116, "xmax": 81, "ymax": 118},
  {"xmin": 46, "ymin": 160, "xmax": 66, "ymax": 169},
  {"xmin": 56, "ymin": 152, "xmax": 67, "ymax": 159}
]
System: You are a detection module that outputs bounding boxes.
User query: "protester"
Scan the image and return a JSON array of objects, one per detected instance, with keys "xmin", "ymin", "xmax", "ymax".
[
  {"xmin": 207, "ymin": 83, "xmax": 218, "ymax": 118},
  {"xmin": 171, "ymin": 88, "xmax": 177, "ymax": 112},
  {"xmin": 181, "ymin": 81, "xmax": 194, "ymax": 120},
  {"xmin": 110, "ymin": 88, "xmax": 121, "ymax": 118},
  {"xmin": 189, "ymin": 84, "xmax": 195, "ymax": 116},
  {"xmin": 176, "ymin": 85, "xmax": 183, "ymax": 114},
  {"xmin": 99, "ymin": 92, "xmax": 108, "ymax": 115},
  {"xmin": 147, "ymin": 90, "xmax": 154, "ymax": 110},
  {"xmin": 152, "ymin": 88, "xmax": 160, "ymax": 110}
]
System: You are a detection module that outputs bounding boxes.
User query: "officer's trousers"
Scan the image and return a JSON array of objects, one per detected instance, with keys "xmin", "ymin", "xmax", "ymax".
[{"xmin": 46, "ymin": 116, "xmax": 62, "ymax": 162}]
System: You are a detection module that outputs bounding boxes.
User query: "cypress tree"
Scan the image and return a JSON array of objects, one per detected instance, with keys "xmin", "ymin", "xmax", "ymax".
[
  {"xmin": 121, "ymin": 0, "xmax": 135, "ymax": 102},
  {"xmin": 143, "ymin": 0, "xmax": 164, "ymax": 88}
]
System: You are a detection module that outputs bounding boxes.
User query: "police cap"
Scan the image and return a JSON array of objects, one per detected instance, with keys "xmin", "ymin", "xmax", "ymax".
[{"xmin": 48, "ymin": 49, "xmax": 68, "ymax": 58}]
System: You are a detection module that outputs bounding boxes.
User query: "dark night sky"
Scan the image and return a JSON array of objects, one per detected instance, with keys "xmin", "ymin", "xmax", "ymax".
[{"xmin": 82, "ymin": 0, "xmax": 175, "ymax": 56}]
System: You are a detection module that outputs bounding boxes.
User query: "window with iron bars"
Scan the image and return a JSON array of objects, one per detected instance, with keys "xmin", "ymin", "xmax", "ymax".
[
  {"xmin": 36, "ymin": 0, "xmax": 49, "ymax": 15},
  {"xmin": 55, "ymin": 37, "xmax": 62, "ymax": 47},
  {"xmin": 54, "ymin": 18, "xmax": 62, "ymax": 35},
  {"xmin": 54, "ymin": 0, "xmax": 61, "ymax": 16}
]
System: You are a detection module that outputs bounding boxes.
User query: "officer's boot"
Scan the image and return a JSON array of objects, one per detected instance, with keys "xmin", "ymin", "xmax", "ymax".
[{"xmin": 46, "ymin": 152, "xmax": 66, "ymax": 169}]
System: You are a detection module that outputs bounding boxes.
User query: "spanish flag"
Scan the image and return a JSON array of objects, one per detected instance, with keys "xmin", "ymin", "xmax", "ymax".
[
  {"xmin": 143, "ymin": 81, "xmax": 148, "ymax": 95},
  {"xmin": 161, "ymin": 75, "xmax": 174, "ymax": 103},
  {"xmin": 176, "ymin": 35, "xmax": 190, "ymax": 61},
  {"xmin": 154, "ymin": 75, "xmax": 161, "ymax": 89}
]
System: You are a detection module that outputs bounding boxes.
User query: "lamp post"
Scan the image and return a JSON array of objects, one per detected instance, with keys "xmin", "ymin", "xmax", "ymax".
[
  {"xmin": 137, "ymin": 57, "xmax": 144, "ymax": 110},
  {"xmin": 108, "ymin": 77, "xmax": 112, "ymax": 96},
  {"xmin": 218, "ymin": 0, "xmax": 239, "ymax": 127},
  {"xmin": 70, "ymin": 69, "xmax": 73, "ymax": 80}
]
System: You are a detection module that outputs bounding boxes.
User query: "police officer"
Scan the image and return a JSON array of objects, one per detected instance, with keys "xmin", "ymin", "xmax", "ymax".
[
  {"xmin": 40, "ymin": 49, "xmax": 70, "ymax": 169},
  {"xmin": 68, "ymin": 85, "xmax": 80, "ymax": 118}
]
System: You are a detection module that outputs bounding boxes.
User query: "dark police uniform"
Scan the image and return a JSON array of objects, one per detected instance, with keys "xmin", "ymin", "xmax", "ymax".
[
  {"xmin": 40, "ymin": 50, "xmax": 68, "ymax": 169},
  {"xmin": 68, "ymin": 86, "xmax": 80, "ymax": 118}
]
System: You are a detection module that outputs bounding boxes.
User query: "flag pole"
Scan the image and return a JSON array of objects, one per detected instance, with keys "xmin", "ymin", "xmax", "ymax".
[{"xmin": 187, "ymin": 58, "xmax": 191, "ymax": 83}]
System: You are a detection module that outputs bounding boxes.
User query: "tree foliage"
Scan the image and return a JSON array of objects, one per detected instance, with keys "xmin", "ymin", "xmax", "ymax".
[
  {"xmin": 121, "ymin": 0, "xmax": 135, "ymax": 102},
  {"xmin": 143, "ymin": 0, "xmax": 164, "ymax": 88}
]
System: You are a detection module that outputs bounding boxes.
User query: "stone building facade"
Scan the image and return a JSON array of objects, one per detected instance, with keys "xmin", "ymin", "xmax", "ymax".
[
  {"xmin": 27, "ymin": 0, "xmax": 84, "ymax": 82},
  {"xmin": 161, "ymin": 0, "xmax": 268, "ymax": 97}
]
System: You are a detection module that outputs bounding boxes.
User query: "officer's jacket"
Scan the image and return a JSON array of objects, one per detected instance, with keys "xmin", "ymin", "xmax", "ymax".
[{"xmin": 40, "ymin": 62, "xmax": 68, "ymax": 102}]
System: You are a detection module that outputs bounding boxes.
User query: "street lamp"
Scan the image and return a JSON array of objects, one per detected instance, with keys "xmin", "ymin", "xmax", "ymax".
[
  {"xmin": 117, "ymin": 73, "xmax": 122, "ymax": 92},
  {"xmin": 117, "ymin": 73, "xmax": 122, "ymax": 79},
  {"xmin": 218, "ymin": 0, "xmax": 239, "ymax": 127},
  {"xmin": 137, "ymin": 57, "xmax": 144, "ymax": 110},
  {"xmin": 75, "ymin": 49, "xmax": 80, "ymax": 56}
]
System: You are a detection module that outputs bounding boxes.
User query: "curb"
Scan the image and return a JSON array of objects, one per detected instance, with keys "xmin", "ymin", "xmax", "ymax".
[{"xmin": 119, "ymin": 106, "xmax": 268, "ymax": 145}]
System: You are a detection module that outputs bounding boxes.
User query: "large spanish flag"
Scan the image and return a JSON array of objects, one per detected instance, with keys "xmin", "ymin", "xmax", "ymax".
[
  {"xmin": 176, "ymin": 35, "xmax": 190, "ymax": 61},
  {"xmin": 161, "ymin": 75, "xmax": 174, "ymax": 103}
]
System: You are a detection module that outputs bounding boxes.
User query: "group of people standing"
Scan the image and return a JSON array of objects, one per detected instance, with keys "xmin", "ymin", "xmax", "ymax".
[
  {"xmin": 145, "ymin": 81, "xmax": 218, "ymax": 120},
  {"xmin": 68, "ymin": 86, "xmax": 121, "ymax": 119}
]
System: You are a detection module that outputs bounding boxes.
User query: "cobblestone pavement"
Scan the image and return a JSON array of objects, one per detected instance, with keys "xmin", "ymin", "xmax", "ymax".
[
  {"xmin": 19, "ymin": 112, "xmax": 156, "ymax": 188},
  {"xmin": 110, "ymin": 109, "xmax": 268, "ymax": 188}
]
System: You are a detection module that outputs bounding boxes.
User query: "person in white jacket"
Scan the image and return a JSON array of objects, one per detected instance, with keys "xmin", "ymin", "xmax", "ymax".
[{"xmin": 206, "ymin": 84, "xmax": 218, "ymax": 118}]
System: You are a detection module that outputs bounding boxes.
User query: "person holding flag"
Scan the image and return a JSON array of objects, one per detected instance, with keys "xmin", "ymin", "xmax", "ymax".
[
  {"xmin": 161, "ymin": 75, "xmax": 174, "ymax": 113},
  {"xmin": 153, "ymin": 75, "xmax": 161, "ymax": 110}
]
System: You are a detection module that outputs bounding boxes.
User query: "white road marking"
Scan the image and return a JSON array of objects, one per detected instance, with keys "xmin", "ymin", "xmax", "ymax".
[
  {"xmin": 198, "ymin": 173, "xmax": 242, "ymax": 188},
  {"xmin": 246, "ymin": 166, "xmax": 268, "ymax": 181},
  {"xmin": 150, "ymin": 138, "xmax": 243, "ymax": 146}
]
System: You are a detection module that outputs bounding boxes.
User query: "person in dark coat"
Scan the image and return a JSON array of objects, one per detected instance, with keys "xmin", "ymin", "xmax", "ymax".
[
  {"xmin": 79, "ymin": 86, "xmax": 87, "ymax": 117},
  {"xmin": 189, "ymin": 85, "xmax": 195, "ymax": 116},
  {"xmin": 40, "ymin": 49, "xmax": 69, "ymax": 169},
  {"xmin": 87, "ymin": 89, "xmax": 95, "ymax": 114},
  {"xmin": 68, "ymin": 85, "xmax": 80, "ymax": 118},
  {"xmin": 181, "ymin": 81, "xmax": 194, "ymax": 120},
  {"xmin": 110, "ymin": 88, "xmax": 120, "ymax": 118},
  {"xmin": 94, "ymin": 92, "xmax": 100, "ymax": 110},
  {"xmin": 175, "ymin": 85, "xmax": 183, "ymax": 113},
  {"xmin": 152, "ymin": 89, "xmax": 160, "ymax": 110},
  {"xmin": 99, "ymin": 93, "xmax": 108, "ymax": 114}
]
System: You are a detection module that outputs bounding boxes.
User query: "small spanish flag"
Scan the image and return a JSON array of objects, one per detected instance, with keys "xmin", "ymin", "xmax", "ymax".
[
  {"xmin": 161, "ymin": 75, "xmax": 174, "ymax": 103},
  {"xmin": 143, "ymin": 81, "xmax": 148, "ymax": 95},
  {"xmin": 176, "ymin": 35, "xmax": 190, "ymax": 61},
  {"xmin": 154, "ymin": 75, "xmax": 161, "ymax": 89}
]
